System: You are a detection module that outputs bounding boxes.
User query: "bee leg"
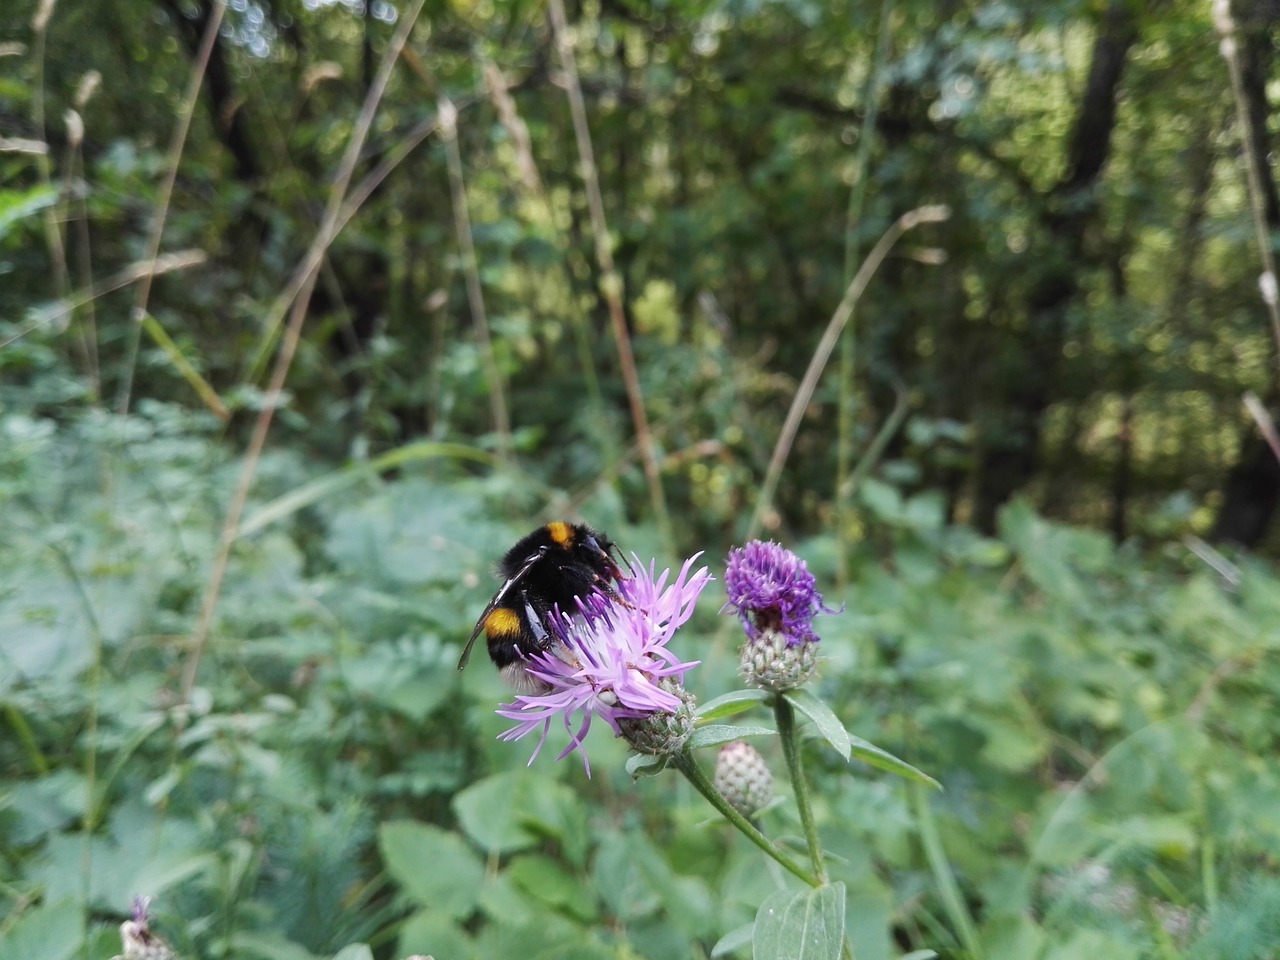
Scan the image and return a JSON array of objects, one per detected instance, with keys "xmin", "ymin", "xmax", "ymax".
[{"xmin": 520, "ymin": 591, "xmax": 582, "ymax": 672}]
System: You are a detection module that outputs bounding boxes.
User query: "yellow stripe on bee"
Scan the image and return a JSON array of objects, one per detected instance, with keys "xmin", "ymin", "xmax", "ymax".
[
  {"xmin": 545, "ymin": 521, "xmax": 574, "ymax": 548},
  {"xmin": 484, "ymin": 607, "xmax": 523, "ymax": 638}
]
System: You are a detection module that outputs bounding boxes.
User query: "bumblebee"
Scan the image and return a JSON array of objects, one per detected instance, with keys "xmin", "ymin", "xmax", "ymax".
[{"xmin": 457, "ymin": 521, "xmax": 628, "ymax": 691}]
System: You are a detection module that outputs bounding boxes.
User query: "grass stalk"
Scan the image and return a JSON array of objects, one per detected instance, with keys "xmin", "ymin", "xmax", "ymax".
[
  {"xmin": 546, "ymin": 0, "xmax": 671, "ymax": 545},
  {"xmin": 115, "ymin": 0, "xmax": 227, "ymax": 415},
  {"xmin": 179, "ymin": 0, "xmax": 429, "ymax": 705},
  {"xmin": 672, "ymin": 749, "xmax": 819, "ymax": 888},
  {"xmin": 439, "ymin": 96, "xmax": 513, "ymax": 464},
  {"xmin": 749, "ymin": 205, "xmax": 949, "ymax": 539},
  {"xmin": 836, "ymin": 0, "xmax": 894, "ymax": 588},
  {"xmin": 774, "ymin": 694, "xmax": 827, "ymax": 883},
  {"xmin": 912, "ymin": 781, "xmax": 983, "ymax": 959}
]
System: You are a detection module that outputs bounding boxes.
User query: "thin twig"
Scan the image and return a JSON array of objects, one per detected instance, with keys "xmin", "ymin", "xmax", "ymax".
[
  {"xmin": 1242, "ymin": 390, "xmax": 1280, "ymax": 463},
  {"xmin": 115, "ymin": 0, "xmax": 227, "ymax": 415},
  {"xmin": 440, "ymin": 96, "xmax": 512, "ymax": 463},
  {"xmin": 836, "ymin": 0, "xmax": 895, "ymax": 588},
  {"xmin": 546, "ymin": 0, "xmax": 671, "ymax": 544},
  {"xmin": 748, "ymin": 205, "xmax": 949, "ymax": 539},
  {"xmin": 481, "ymin": 57, "xmax": 612, "ymax": 462},
  {"xmin": 178, "ymin": 0, "xmax": 429, "ymax": 704},
  {"xmin": 0, "ymin": 250, "xmax": 207, "ymax": 350},
  {"xmin": 30, "ymin": 0, "xmax": 70, "ymax": 306},
  {"xmin": 243, "ymin": 103, "xmax": 459, "ymax": 384}
]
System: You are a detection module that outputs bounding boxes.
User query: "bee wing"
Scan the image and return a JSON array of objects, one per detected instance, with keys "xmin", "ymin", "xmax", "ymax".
[{"xmin": 456, "ymin": 546, "xmax": 547, "ymax": 671}]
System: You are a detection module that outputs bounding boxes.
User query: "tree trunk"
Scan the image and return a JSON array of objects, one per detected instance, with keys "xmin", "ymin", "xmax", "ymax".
[{"xmin": 971, "ymin": 0, "xmax": 1141, "ymax": 533}]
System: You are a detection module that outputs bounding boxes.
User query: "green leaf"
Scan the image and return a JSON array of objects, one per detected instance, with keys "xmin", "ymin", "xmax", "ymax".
[
  {"xmin": 0, "ymin": 185, "xmax": 58, "ymax": 241},
  {"xmin": 228, "ymin": 931, "xmax": 322, "ymax": 960},
  {"xmin": 507, "ymin": 853, "xmax": 598, "ymax": 922},
  {"xmin": 377, "ymin": 820, "xmax": 484, "ymax": 918},
  {"xmin": 451, "ymin": 771, "xmax": 539, "ymax": 854},
  {"xmin": 0, "ymin": 897, "xmax": 82, "ymax": 960},
  {"xmin": 396, "ymin": 910, "xmax": 471, "ymax": 960},
  {"xmin": 710, "ymin": 922, "xmax": 754, "ymax": 957},
  {"xmin": 627, "ymin": 752, "xmax": 668, "ymax": 778},
  {"xmin": 687, "ymin": 724, "xmax": 775, "ymax": 750},
  {"xmin": 847, "ymin": 733, "xmax": 939, "ymax": 789},
  {"xmin": 696, "ymin": 688, "xmax": 771, "ymax": 720},
  {"xmin": 329, "ymin": 946, "xmax": 374, "ymax": 960},
  {"xmin": 752, "ymin": 883, "xmax": 846, "ymax": 960},
  {"xmin": 452, "ymin": 771, "xmax": 583, "ymax": 857},
  {"xmin": 238, "ymin": 441, "xmax": 493, "ymax": 538},
  {"xmin": 784, "ymin": 689, "xmax": 851, "ymax": 760}
]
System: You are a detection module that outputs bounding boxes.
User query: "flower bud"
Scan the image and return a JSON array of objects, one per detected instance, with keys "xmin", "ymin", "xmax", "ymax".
[
  {"xmin": 740, "ymin": 627, "xmax": 819, "ymax": 690},
  {"xmin": 714, "ymin": 740, "xmax": 774, "ymax": 818}
]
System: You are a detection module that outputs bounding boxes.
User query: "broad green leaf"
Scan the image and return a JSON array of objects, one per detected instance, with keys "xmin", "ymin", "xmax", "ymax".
[
  {"xmin": 377, "ymin": 821, "xmax": 484, "ymax": 918},
  {"xmin": 451, "ymin": 771, "xmax": 540, "ymax": 854},
  {"xmin": 508, "ymin": 853, "xmax": 598, "ymax": 922},
  {"xmin": 593, "ymin": 832, "xmax": 664, "ymax": 921},
  {"xmin": 396, "ymin": 910, "xmax": 470, "ymax": 960},
  {"xmin": 696, "ymin": 688, "xmax": 771, "ymax": 720},
  {"xmin": 330, "ymin": 946, "xmax": 373, "ymax": 960},
  {"xmin": 688, "ymin": 724, "xmax": 775, "ymax": 750},
  {"xmin": 0, "ymin": 897, "xmax": 82, "ymax": 960},
  {"xmin": 784, "ymin": 689, "xmax": 851, "ymax": 760},
  {"xmin": 752, "ymin": 883, "xmax": 846, "ymax": 960}
]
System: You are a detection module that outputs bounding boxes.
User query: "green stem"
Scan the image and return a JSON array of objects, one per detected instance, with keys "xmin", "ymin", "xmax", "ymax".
[
  {"xmin": 672, "ymin": 749, "xmax": 819, "ymax": 888},
  {"xmin": 774, "ymin": 695, "xmax": 827, "ymax": 883}
]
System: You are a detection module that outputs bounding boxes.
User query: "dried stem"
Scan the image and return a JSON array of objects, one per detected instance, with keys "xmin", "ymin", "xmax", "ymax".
[
  {"xmin": 1214, "ymin": 0, "xmax": 1280, "ymax": 367},
  {"xmin": 179, "ymin": 0, "xmax": 429, "ymax": 703},
  {"xmin": 546, "ymin": 0, "xmax": 671, "ymax": 543},
  {"xmin": 440, "ymin": 96, "xmax": 512, "ymax": 463},
  {"xmin": 748, "ymin": 205, "xmax": 949, "ymax": 539},
  {"xmin": 1242, "ymin": 390, "xmax": 1280, "ymax": 463},
  {"xmin": 115, "ymin": 0, "xmax": 227, "ymax": 415}
]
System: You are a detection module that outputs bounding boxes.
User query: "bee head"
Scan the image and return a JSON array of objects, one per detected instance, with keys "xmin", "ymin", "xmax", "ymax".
[{"xmin": 577, "ymin": 527, "xmax": 629, "ymax": 583}]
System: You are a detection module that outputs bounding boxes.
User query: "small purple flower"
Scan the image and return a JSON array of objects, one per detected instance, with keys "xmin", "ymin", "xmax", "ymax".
[
  {"xmin": 724, "ymin": 540, "xmax": 828, "ymax": 647},
  {"xmin": 496, "ymin": 554, "xmax": 711, "ymax": 774}
]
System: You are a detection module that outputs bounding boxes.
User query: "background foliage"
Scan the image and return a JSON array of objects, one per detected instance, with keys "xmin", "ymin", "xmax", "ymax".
[{"xmin": 2, "ymin": 0, "xmax": 1280, "ymax": 957}]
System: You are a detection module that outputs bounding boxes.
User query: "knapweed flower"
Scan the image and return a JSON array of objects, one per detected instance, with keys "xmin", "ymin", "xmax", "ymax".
[
  {"xmin": 724, "ymin": 540, "xmax": 827, "ymax": 645},
  {"xmin": 496, "ymin": 554, "xmax": 711, "ymax": 774},
  {"xmin": 110, "ymin": 896, "xmax": 174, "ymax": 960},
  {"xmin": 725, "ymin": 540, "xmax": 832, "ymax": 690},
  {"xmin": 714, "ymin": 740, "xmax": 774, "ymax": 819}
]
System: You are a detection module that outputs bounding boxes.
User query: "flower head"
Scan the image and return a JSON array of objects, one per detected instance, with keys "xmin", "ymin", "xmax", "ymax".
[
  {"xmin": 714, "ymin": 740, "xmax": 774, "ymax": 818},
  {"xmin": 111, "ymin": 895, "xmax": 174, "ymax": 960},
  {"xmin": 724, "ymin": 540, "xmax": 828, "ymax": 646},
  {"xmin": 496, "ymin": 554, "xmax": 711, "ymax": 774}
]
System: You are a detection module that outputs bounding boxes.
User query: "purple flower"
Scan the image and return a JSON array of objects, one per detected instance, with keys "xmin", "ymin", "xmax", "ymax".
[
  {"xmin": 496, "ymin": 554, "xmax": 711, "ymax": 774},
  {"xmin": 724, "ymin": 540, "xmax": 828, "ymax": 647}
]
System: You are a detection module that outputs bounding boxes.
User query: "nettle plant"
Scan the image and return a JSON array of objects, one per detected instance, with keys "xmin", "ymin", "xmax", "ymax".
[{"xmin": 491, "ymin": 539, "xmax": 938, "ymax": 960}]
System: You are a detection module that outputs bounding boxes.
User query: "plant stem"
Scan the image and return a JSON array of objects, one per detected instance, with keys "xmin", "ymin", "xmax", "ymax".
[
  {"xmin": 671, "ymin": 750, "xmax": 819, "ymax": 888},
  {"xmin": 774, "ymin": 694, "xmax": 828, "ymax": 883}
]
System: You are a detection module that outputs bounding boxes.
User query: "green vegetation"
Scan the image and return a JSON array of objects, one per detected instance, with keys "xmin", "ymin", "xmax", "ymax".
[{"xmin": 2, "ymin": 0, "xmax": 1280, "ymax": 957}]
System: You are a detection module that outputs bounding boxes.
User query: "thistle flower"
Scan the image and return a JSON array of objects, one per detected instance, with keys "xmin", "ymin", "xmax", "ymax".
[
  {"xmin": 724, "ymin": 540, "xmax": 827, "ymax": 646},
  {"xmin": 714, "ymin": 740, "xmax": 774, "ymax": 818},
  {"xmin": 110, "ymin": 896, "xmax": 174, "ymax": 960},
  {"xmin": 725, "ymin": 540, "xmax": 833, "ymax": 690},
  {"xmin": 496, "ymin": 554, "xmax": 711, "ymax": 774}
]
